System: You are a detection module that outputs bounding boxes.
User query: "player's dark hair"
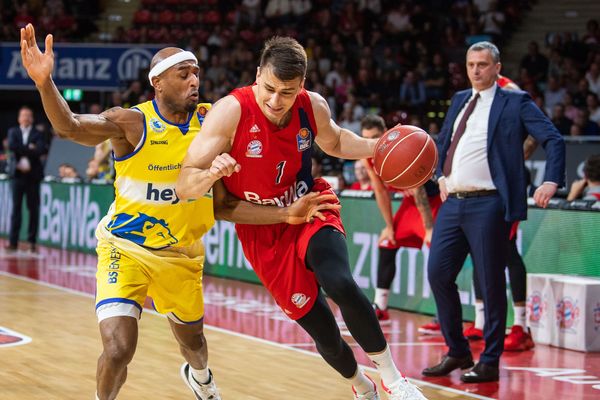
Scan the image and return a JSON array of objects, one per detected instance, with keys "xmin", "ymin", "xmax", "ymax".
[
  {"xmin": 584, "ymin": 154, "xmax": 600, "ymax": 182},
  {"xmin": 360, "ymin": 114, "xmax": 386, "ymax": 133},
  {"xmin": 260, "ymin": 36, "xmax": 307, "ymax": 81}
]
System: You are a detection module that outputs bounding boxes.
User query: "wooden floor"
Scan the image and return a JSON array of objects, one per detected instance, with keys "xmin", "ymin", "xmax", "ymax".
[
  {"xmin": 0, "ymin": 274, "xmax": 454, "ymax": 400},
  {"xmin": 2, "ymin": 243, "xmax": 600, "ymax": 400}
]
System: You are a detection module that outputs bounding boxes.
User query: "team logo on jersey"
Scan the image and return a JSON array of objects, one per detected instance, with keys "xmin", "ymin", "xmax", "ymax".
[
  {"xmin": 291, "ymin": 293, "xmax": 310, "ymax": 308},
  {"xmin": 0, "ymin": 326, "xmax": 31, "ymax": 348},
  {"xmin": 107, "ymin": 212, "xmax": 178, "ymax": 249},
  {"xmin": 197, "ymin": 106, "xmax": 208, "ymax": 125},
  {"xmin": 296, "ymin": 128, "xmax": 312, "ymax": 152},
  {"xmin": 149, "ymin": 118, "xmax": 167, "ymax": 133},
  {"xmin": 246, "ymin": 140, "xmax": 263, "ymax": 158}
]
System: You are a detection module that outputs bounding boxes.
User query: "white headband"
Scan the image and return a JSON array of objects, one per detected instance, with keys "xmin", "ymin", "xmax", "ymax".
[{"xmin": 148, "ymin": 51, "xmax": 198, "ymax": 87}]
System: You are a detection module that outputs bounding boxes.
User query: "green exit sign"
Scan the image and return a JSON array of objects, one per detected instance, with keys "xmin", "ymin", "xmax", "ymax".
[{"xmin": 63, "ymin": 88, "xmax": 83, "ymax": 101}]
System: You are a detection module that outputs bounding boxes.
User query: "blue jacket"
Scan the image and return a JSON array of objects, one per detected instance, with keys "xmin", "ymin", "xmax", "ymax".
[{"xmin": 437, "ymin": 87, "xmax": 566, "ymax": 221}]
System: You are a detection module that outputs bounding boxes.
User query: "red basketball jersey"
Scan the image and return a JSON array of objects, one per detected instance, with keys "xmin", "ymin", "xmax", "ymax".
[{"xmin": 223, "ymin": 86, "xmax": 318, "ymax": 206}]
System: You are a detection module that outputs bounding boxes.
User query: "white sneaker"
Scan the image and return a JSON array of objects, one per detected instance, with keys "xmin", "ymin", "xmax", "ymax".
[
  {"xmin": 352, "ymin": 375, "xmax": 380, "ymax": 399},
  {"xmin": 382, "ymin": 377, "xmax": 428, "ymax": 400},
  {"xmin": 180, "ymin": 363, "xmax": 222, "ymax": 400}
]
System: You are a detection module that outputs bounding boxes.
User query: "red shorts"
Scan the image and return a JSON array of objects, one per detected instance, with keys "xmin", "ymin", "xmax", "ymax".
[
  {"xmin": 379, "ymin": 194, "xmax": 442, "ymax": 250},
  {"xmin": 235, "ymin": 178, "xmax": 345, "ymax": 320}
]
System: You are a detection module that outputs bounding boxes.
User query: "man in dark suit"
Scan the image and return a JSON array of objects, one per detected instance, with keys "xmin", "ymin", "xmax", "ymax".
[
  {"xmin": 422, "ymin": 42, "xmax": 565, "ymax": 383},
  {"xmin": 6, "ymin": 106, "xmax": 47, "ymax": 252}
]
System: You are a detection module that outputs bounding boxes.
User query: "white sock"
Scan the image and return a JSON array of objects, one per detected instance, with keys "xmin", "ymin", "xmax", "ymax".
[
  {"xmin": 374, "ymin": 288, "xmax": 390, "ymax": 310},
  {"xmin": 347, "ymin": 367, "xmax": 374, "ymax": 394},
  {"xmin": 368, "ymin": 345, "xmax": 403, "ymax": 385},
  {"xmin": 513, "ymin": 305, "xmax": 526, "ymax": 327},
  {"xmin": 474, "ymin": 302, "xmax": 485, "ymax": 330},
  {"xmin": 96, "ymin": 393, "xmax": 100, "ymax": 400},
  {"xmin": 191, "ymin": 365, "xmax": 210, "ymax": 384}
]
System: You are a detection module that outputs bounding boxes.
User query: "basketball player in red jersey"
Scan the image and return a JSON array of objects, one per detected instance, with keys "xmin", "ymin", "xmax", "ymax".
[
  {"xmin": 177, "ymin": 37, "xmax": 428, "ymax": 400},
  {"xmin": 359, "ymin": 115, "xmax": 442, "ymax": 323}
]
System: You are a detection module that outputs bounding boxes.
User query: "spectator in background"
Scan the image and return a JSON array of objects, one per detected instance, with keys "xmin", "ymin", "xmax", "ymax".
[
  {"xmin": 349, "ymin": 161, "xmax": 372, "ymax": 190},
  {"xmin": 338, "ymin": 107, "xmax": 361, "ymax": 134},
  {"xmin": 567, "ymin": 154, "xmax": 600, "ymax": 201},
  {"xmin": 586, "ymin": 63, "xmax": 600, "ymax": 96},
  {"xmin": 6, "ymin": 106, "xmax": 47, "ymax": 252},
  {"xmin": 588, "ymin": 93, "xmax": 600, "ymax": 124},
  {"xmin": 574, "ymin": 110, "xmax": 600, "ymax": 135},
  {"xmin": 478, "ymin": 1, "xmax": 505, "ymax": 44},
  {"xmin": 424, "ymin": 53, "xmax": 449, "ymax": 100},
  {"xmin": 121, "ymin": 80, "xmax": 144, "ymax": 108},
  {"xmin": 544, "ymin": 76, "xmax": 566, "ymax": 117},
  {"xmin": 572, "ymin": 78, "xmax": 593, "ymax": 109},
  {"xmin": 563, "ymin": 92, "xmax": 582, "ymax": 121},
  {"xmin": 399, "ymin": 71, "xmax": 426, "ymax": 110},
  {"xmin": 520, "ymin": 41, "xmax": 548, "ymax": 83},
  {"xmin": 58, "ymin": 162, "xmax": 81, "ymax": 182},
  {"xmin": 551, "ymin": 104, "xmax": 573, "ymax": 135},
  {"xmin": 582, "ymin": 19, "xmax": 600, "ymax": 45}
]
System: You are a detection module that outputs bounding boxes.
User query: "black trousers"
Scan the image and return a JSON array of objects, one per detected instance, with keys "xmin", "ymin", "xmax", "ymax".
[
  {"xmin": 473, "ymin": 236, "xmax": 527, "ymax": 304},
  {"xmin": 9, "ymin": 178, "xmax": 41, "ymax": 246},
  {"xmin": 428, "ymin": 195, "xmax": 511, "ymax": 367}
]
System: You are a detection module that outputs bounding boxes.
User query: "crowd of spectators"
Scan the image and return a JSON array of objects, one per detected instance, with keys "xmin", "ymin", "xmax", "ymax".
[
  {"xmin": 0, "ymin": 0, "xmax": 100, "ymax": 42},
  {"xmin": 2, "ymin": 0, "xmax": 600, "ymax": 189},
  {"xmin": 518, "ymin": 19, "xmax": 600, "ymax": 136}
]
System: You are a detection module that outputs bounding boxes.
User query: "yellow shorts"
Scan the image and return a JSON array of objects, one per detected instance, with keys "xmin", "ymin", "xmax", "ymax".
[{"xmin": 95, "ymin": 221, "xmax": 205, "ymax": 324}]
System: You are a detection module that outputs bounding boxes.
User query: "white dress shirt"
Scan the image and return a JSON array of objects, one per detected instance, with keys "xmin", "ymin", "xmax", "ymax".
[
  {"xmin": 20, "ymin": 125, "xmax": 32, "ymax": 145},
  {"xmin": 446, "ymin": 83, "xmax": 497, "ymax": 193}
]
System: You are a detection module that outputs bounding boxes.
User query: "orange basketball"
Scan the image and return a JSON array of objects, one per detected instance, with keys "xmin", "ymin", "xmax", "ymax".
[{"xmin": 372, "ymin": 124, "xmax": 438, "ymax": 189}]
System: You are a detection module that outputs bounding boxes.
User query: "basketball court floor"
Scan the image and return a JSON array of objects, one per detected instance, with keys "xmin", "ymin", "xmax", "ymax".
[{"xmin": 1, "ymin": 240, "xmax": 599, "ymax": 399}]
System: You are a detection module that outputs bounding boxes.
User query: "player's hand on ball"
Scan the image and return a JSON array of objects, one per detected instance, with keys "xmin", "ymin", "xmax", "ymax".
[
  {"xmin": 286, "ymin": 192, "xmax": 341, "ymax": 225},
  {"xmin": 209, "ymin": 153, "xmax": 241, "ymax": 179}
]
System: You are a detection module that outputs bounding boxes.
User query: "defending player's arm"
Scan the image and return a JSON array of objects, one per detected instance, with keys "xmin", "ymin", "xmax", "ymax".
[
  {"xmin": 20, "ymin": 24, "xmax": 142, "ymax": 150},
  {"xmin": 212, "ymin": 180, "xmax": 341, "ymax": 225},
  {"xmin": 309, "ymin": 92, "xmax": 377, "ymax": 159},
  {"xmin": 176, "ymin": 96, "xmax": 240, "ymax": 200},
  {"xmin": 362, "ymin": 159, "xmax": 396, "ymax": 246}
]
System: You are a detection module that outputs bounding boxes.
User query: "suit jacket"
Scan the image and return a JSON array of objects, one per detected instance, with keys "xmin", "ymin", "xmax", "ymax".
[
  {"xmin": 437, "ymin": 87, "xmax": 565, "ymax": 221},
  {"xmin": 7, "ymin": 126, "xmax": 47, "ymax": 182}
]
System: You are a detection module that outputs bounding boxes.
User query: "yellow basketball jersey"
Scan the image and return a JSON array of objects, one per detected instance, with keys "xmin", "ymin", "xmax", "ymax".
[{"xmin": 105, "ymin": 100, "xmax": 213, "ymax": 250}]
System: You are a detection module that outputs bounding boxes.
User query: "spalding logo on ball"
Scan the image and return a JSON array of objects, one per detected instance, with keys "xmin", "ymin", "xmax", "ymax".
[{"xmin": 372, "ymin": 124, "xmax": 438, "ymax": 189}]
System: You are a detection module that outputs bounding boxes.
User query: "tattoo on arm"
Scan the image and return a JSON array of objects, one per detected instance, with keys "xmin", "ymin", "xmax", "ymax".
[{"xmin": 414, "ymin": 186, "xmax": 434, "ymax": 229}]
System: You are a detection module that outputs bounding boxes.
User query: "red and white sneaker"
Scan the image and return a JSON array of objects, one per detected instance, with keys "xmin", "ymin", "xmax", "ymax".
[
  {"xmin": 373, "ymin": 304, "xmax": 391, "ymax": 325},
  {"xmin": 352, "ymin": 375, "xmax": 380, "ymax": 399},
  {"xmin": 504, "ymin": 325, "xmax": 535, "ymax": 351},
  {"xmin": 417, "ymin": 321, "xmax": 441, "ymax": 335},
  {"xmin": 382, "ymin": 377, "xmax": 428, "ymax": 400},
  {"xmin": 463, "ymin": 324, "xmax": 484, "ymax": 340}
]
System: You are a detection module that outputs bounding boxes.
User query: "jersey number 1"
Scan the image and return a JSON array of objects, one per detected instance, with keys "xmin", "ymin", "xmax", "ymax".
[{"xmin": 275, "ymin": 161, "xmax": 286, "ymax": 184}]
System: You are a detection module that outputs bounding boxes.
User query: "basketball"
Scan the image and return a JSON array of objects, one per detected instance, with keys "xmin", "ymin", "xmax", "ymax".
[{"xmin": 372, "ymin": 124, "xmax": 438, "ymax": 189}]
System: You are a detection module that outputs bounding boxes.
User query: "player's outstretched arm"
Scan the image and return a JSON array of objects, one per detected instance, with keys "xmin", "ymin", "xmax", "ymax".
[
  {"xmin": 362, "ymin": 159, "xmax": 396, "ymax": 246},
  {"xmin": 309, "ymin": 92, "xmax": 377, "ymax": 160},
  {"xmin": 20, "ymin": 24, "xmax": 138, "ymax": 147},
  {"xmin": 212, "ymin": 180, "xmax": 341, "ymax": 225},
  {"xmin": 176, "ymin": 96, "xmax": 240, "ymax": 200}
]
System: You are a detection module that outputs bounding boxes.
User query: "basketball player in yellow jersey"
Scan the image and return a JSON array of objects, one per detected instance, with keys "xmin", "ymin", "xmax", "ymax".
[{"xmin": 20, "ymin": 24, "xmax": 338, "ymax": 400}]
